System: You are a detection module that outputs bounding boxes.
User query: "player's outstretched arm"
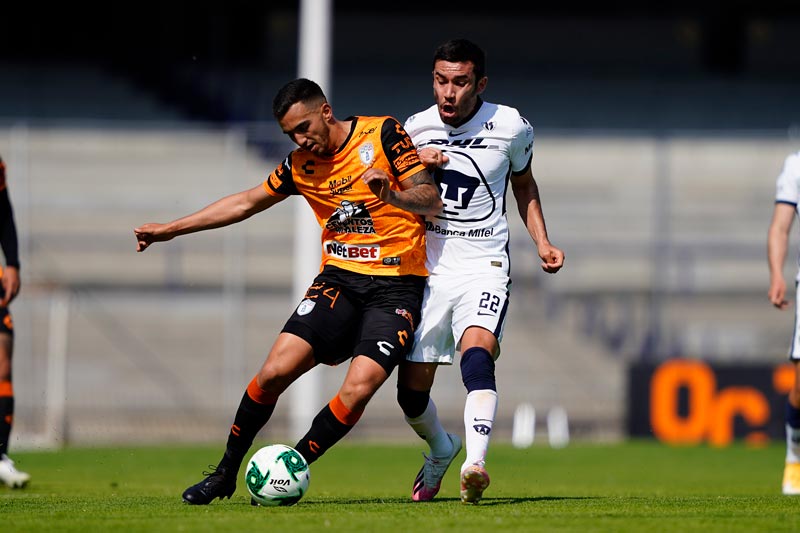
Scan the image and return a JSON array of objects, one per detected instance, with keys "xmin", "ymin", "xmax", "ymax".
[
  {"xmin": 768, "ymin": 202, "xmax": 796, "ymax": 309},
  {"xmin": 361, "ymin": 168, "xmax": 443, "ymax": 216},
  {"xmin": 134, "ymin": 184, "xmax": 284, "ymax": 252},
  {"xmin": 511, "ymin": 168, "xmax": 564, "ymax": 274}
]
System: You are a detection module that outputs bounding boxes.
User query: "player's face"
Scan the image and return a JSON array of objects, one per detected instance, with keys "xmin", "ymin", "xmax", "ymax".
[
  {"xmin": 432, "ymin": 60, "xmax": 487, "ymax": 126},
  {"xmin": 279, "ymin": 100, "xmax": 336, "ymax": 156}
]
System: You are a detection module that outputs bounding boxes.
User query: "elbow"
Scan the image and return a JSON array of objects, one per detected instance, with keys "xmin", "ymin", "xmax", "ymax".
[{"xmin": 426, "ymin": 197, "xmax": 444, "ymax": 217}]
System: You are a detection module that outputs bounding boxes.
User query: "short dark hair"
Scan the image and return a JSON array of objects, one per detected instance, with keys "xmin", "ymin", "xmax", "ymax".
[
  {"xmin": 272, "ymin": 78, "xmax": 327, "ymax": 119},
  {"xmin": 433, "ymin": 39, "xmax": 486, "ymax": 80}
]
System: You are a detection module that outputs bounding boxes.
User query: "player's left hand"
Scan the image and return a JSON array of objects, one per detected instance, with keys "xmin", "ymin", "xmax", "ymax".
[
  {"xmin": 538, "ymin": 243, "xmax": 564, "ymax": 273},
  {"xmin": 769, "ymin": 277, "xmax": 790, "ymax": 310},
  {"xmin": 1, "ymin": 266, "xmax": 20, "ymax": 306},
  {"xmin": 361, "ymin": 167, "xmax": 394, "ymax": 203}
]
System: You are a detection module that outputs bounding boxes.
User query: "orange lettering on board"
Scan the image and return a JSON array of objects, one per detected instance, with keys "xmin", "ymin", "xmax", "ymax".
[{"xmin": 650, "ymin": 359, "xmax": 715, "ymax": 444}]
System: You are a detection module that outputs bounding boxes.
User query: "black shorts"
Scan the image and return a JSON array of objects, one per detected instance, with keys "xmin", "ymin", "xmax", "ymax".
[
  {"xmin": 282, "ymin": 265, "xmax": 425, "ymax": 374},
  {"xmin": 0, "ymin": 306, "xmax": 12, "ymax": 336}
]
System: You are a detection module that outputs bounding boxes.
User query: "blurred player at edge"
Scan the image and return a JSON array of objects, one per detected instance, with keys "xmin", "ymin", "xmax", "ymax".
[
  {"xmin": 0, "ymin": 156, "xmax": 27, "ymax": 488},
  {"xmin": 768, "ymin": 150, "xmax": 800, "ymax": 495},
  {"xmin": 134, "ymin": 78, "xmax": 442, "ymax": 504},
  {"xmin": 396, "ymin": 39, "xmax": 564, "ymax": 503}
]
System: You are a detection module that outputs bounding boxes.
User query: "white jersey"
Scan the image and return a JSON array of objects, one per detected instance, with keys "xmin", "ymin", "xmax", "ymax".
[
  {"xmin": 775, "ymin": 151, "xmax": 800, "ymax": 281},
  {"xmin": 404, "ymin": 101, "xmax": 534, "ymax": 277}
]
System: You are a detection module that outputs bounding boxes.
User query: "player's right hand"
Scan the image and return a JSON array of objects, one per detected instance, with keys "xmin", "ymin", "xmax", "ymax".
[
  {"xmin": 134, "ymin": 223, "xmax": 172, "ymax": 252},
  {"xmin": 417, "ymin": 147, "xmax": 449, "ymax": 170}
]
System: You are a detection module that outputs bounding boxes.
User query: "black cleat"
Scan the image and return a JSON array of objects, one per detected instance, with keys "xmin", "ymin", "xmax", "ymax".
[{"xmin": 182, "ymin": 465, "xmax": 236, "ymax": 505}]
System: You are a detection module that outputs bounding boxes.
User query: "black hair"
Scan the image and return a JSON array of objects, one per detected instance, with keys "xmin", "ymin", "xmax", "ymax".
[
  {"xmin": 272, "ymin": 78, "xmax": 327, "ymax": 119},
  {"xmin": 432, "ymin": 39, "xmax": 486, "ymax": 80}
]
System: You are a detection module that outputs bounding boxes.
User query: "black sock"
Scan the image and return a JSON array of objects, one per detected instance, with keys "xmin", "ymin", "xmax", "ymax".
[
  {"xmin": 397, "ymin": 385, "xmax": 430, "ymax": 419},
  {"xmin": 0, "ymin": 396, "xmax": 12, "ymax": 456},
  {"xmin": 294, "ymin": 405, "xmax": 354, "ymax": 465},
  {"xmin": 219, "ymin": 391, "xmax": 276, "ymax": 473}
]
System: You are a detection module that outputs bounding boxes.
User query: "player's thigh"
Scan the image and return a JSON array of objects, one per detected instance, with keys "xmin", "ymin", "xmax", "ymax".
[
  {"xmin": 354, "ymin": 276, "xmax": 425, "ymax": 375},
  {"xmin": 452, "ymin": 276, "xmax": 510, "ymax": 356},
  {"xmin": 354, "ymin": 306, "xmax": 418, "ymax": 374},
  {"xmin": 282, "ymin": 276, "xmax": 361, "ymax": 366},
  {"xmin": 407, "ymin": 276, "xmax": 458, "ymax": 364}
]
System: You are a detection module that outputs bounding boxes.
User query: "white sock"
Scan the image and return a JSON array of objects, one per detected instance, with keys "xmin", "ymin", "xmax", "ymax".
[
  {"xmin": 461, "ymin": 389, "xmax": 497, "ymax": 471},
  {"xmin": 405, "ymin": 398, "xmax": 453, "ymax": 459},
  {"xmin": 787, "ymin": 423, "xmax": 800, "ymax": 463}
]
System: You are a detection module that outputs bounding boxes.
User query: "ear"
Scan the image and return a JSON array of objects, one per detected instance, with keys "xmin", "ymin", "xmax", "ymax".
[
  {"xmin": 476, "ymin": 76, "xmax": 488, "ymax": 95},
  {"xmin": 321, "ymin": 102, "xmax": 334, "ymax": 123}
]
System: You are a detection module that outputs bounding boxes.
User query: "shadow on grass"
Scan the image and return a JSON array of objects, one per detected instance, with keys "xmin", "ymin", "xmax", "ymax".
[{"xmin": 291, "ymin": 495, "xmax": 596, "ymax": 506}]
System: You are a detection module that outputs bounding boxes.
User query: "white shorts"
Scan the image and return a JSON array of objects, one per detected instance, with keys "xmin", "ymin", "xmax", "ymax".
[
  {"xmin": 791, "ymin": 286, "xmax": 800, "ymax": 360},
  {"xmin": 407, "ymin": 272, "xmax": 510, "ymax": 364}
]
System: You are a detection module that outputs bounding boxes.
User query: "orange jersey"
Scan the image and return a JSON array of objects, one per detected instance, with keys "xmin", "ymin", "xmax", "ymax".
[{"xmin": 263, "ymin": 116, "xmax": 428, "ymax": 277}]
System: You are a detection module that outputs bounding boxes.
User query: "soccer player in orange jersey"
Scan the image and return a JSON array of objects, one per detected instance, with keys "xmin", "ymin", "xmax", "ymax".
[
  {"xmin": 134, "ymin": 78, "xmax": 442, "ymax": 504},
  {"xmin": 0, "ymin": 156, "xmax": 28, "ymax": 488}
]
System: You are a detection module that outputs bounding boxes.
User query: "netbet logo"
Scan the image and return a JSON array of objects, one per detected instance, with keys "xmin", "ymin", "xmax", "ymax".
[{"xmin": 324, "ymin": 240, "xmax": 380, "ymax": 261}]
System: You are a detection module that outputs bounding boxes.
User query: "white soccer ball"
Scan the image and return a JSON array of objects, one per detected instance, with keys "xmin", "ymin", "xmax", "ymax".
[{"xmin": 245, "ymin": 444, "xmax": 310, "ymax": 506}]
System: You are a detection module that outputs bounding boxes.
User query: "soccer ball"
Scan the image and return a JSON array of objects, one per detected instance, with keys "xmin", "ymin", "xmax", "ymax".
[{"xmin": 245, "ymin": 444, "xmax": 310, "ymax": 506}]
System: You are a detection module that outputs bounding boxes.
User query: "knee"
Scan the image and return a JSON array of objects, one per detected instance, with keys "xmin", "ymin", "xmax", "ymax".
[
  {"xmin": 339, "ymin": 379, "xmax": 381, "ymax": 413},
  {"xmin": 460, "ymin": 347, "xmax": 496, "ymax": 392},
  {"xmin": 255, "ymin": 365, "xmax": 292, "ymax": 397},
  {"xmin": 397, "ymin": 385, "xmax": 430, "ymax": 418}
]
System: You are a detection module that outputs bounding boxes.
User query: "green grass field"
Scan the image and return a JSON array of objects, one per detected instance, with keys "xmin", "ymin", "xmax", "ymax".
[{"xmin": 1, "ymin": 440, "xmax": 798, "ymax": 532}]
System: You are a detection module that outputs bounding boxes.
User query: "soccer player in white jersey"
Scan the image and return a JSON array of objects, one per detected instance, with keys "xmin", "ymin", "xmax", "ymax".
[
  {"xmin": 768, "ymin": 150, "xmax": 800, "ymax": 495},
  {"xmin": 396, "ymin": 39, "xmax": 565, "ymax": 503}
]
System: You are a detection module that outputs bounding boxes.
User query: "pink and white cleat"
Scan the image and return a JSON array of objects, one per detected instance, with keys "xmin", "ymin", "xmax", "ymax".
[
  {"xmin": 411, "ymin": 433, "xmax": 462, "ymax": 501},
  {"xmin": 460, "ymin": 463, "xmax": 490, "ymax": 504}
]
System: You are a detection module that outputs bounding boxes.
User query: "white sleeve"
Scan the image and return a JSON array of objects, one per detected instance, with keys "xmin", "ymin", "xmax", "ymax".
[
  {"xmin": 776, "ymin": 152, "xmax": 800, "ymax": 205},
  {"xmin": 509, "ymin": 114, "xmax": 534, "ymax": 173},
  {"xmin": 403, "ymin": 112, "xmax": 420, "ymax": 143}
]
